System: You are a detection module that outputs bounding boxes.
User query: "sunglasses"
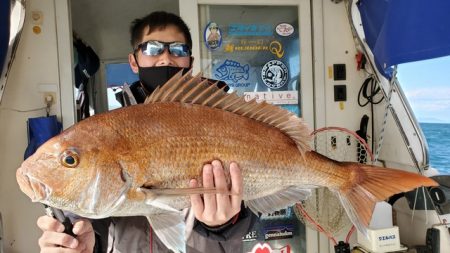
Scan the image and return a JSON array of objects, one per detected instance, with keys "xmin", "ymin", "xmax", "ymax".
[{"xmin": 135, "ymin": 40, "xmax": 191, "ymax": 57}]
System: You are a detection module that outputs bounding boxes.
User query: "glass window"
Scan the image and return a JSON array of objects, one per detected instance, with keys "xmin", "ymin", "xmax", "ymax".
[
  {"xmin": 105, "ymin": 62, "xmax": 138, "ymax": 110},
  {"xmin": 198, "ymin": 5, "xmax": 306, "ymax": 253},
  {"xmin": 198, "ymin": 5, "xmax": 301, "ymax": 116}
]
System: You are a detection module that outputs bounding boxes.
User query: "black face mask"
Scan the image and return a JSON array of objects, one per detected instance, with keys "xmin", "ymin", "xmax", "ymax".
[{"xmin": 138, "ymin": 66, "xmax": 190, "ymax": 94}]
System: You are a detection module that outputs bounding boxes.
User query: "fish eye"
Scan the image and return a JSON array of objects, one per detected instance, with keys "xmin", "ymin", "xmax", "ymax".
[{"xmin": 59, "ymin": 149, "xmax": 79, "ymax": 168}]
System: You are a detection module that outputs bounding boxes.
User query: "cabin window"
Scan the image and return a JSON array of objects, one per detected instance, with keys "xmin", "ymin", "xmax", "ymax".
[{"xmin": 105, "ymin": 61, "xmax": 139, "ymax": 111}]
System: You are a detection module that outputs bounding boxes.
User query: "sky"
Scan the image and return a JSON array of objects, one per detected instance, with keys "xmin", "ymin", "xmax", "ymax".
[{"xmin": 397, "ymin": 55, "xmax": 450, "ymax": 124}]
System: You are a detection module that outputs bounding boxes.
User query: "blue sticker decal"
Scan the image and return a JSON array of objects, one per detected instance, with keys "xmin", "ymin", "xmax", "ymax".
[
  {"xmin": 204, "ymin": 22, "xmax": 222, "ymax": 50},
  {"xmin": 261, "ymin": 60, "xmax": 289, "ymax": 89},
  {"xmin": 228, "ymin": 24, "xmax": 273, "ymax": 36},
  {"xmin": 215, "ymin": 60, "xmax": 250, "ymax": 83}
]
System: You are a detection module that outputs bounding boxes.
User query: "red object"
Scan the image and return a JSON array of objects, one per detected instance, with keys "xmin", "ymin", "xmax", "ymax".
[
  {"xmin": 355, "ymin": 52, "xmax": 365, "ymax": 71},
  {"xmin": 255, "ymin": 248, "xmax": 271, "ymax": 253}
]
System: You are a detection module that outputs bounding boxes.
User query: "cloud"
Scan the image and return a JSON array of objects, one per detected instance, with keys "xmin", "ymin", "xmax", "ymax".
[
  {"xmin": 405, "ymin": 87, "xmax": 450, "ymax": 100},
  {"xmin": 410, "ymin": 99, "xmax": 450, "ymax": 110},
  {"xmin": 404, "ymin": 87, "xmax": 450, "ymax": 123}
]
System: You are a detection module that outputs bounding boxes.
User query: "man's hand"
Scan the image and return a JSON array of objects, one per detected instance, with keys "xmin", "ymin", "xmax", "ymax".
[
  {"xmin": 190, "ymin": 160, "xmax": 243, "ymax": 227},
  {"xmin": 37, "ymin": 215, "xmax": 95, "ymax": 253}
]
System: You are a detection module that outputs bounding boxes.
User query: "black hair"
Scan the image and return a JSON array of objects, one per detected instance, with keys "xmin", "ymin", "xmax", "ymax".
[{"xmin": 130, "ymin": 11, "xmax": 192, "ymax": 50}]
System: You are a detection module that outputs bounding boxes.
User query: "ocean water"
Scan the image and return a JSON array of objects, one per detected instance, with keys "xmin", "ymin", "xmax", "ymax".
[{"xmin": 420, "ymin": 122, "xmax": 450, "ymax": 175}]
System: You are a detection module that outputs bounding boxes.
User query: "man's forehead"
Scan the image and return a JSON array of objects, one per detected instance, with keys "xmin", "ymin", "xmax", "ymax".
[{"xmin": 141, "ymin": 25, "xmax": 185, "ymax": 40}]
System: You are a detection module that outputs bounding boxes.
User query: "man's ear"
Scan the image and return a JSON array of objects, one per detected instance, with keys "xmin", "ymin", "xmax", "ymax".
[{"xmin": 129, "ymin": 53, "xmax": 139, "ymax": 74}]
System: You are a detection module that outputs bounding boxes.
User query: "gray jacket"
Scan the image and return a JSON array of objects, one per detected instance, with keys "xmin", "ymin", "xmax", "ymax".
[{"xmin": 92, "ymin": 207, "xmax": 256, "ymax": 253}]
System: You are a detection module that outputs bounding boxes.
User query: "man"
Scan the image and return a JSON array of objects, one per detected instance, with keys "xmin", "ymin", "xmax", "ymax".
[{"xmin": 37, "ymin": 11, "xmax": 255, "ymax": 253}]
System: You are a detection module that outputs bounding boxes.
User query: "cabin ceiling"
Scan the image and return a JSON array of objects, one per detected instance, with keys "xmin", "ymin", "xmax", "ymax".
[{"xmin": 70, "ymin": 0, "xmax": 179, "ymax": 59}]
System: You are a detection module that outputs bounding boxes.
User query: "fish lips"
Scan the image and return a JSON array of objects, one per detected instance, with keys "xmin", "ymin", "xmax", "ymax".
[{"xmin": 16, "ymin": 168, "xmax": 51, "ymax": 202}]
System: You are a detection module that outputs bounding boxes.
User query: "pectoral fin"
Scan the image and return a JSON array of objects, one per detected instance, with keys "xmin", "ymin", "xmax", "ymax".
[
  {"xmin": 246, "ymin": 186, "xmax": 312, "ymax": 214},
  {"xmin": 147, "ymin": 213, "xmax": 186, "ymax": 253}
]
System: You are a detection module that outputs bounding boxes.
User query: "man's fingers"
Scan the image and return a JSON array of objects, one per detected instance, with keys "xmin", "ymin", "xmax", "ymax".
[
  {"xmin": 38, "ymin": 230, "xmax": 78, "ymax": 249},
  {"xmin": 212, "ymin": 160, "xmax": 231, "ymax": 217},
  {"xmin": 202, "ymin": 164, "xmax": 217, "ymax": 216},
  {"xmin": 37, "ymin": 215, "xmax": 82, "ymax": 250},
  {"xmin": 230, "ymin": 162, "xmax": 243, "ymax": 211},
  {"xmin": 73, "ymin": 220, "xmax": 95, "ymax": 253},
  {"xmin": 73, "ymin": 239, "xmax": 88, "ymax": 252},
  {"xmin": 72, "ymin": 219, "xmax": 93, "ymax": 236},
  {"xmin": 211, "ymin": 160, "xmax": 227, "ymax": 190},
  {"xmin": 189, "ymin": 178, "xmax": 204, "ymax": 217},
  {"xmin": 40, "ymin": 247, "xmax": 81, "ymax": 253},
  {"xmin": 37, "ymin": 215, "xmax": 64, "ymax": 233}
]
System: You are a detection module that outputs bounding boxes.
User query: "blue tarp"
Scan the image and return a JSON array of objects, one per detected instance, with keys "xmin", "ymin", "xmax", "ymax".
[
  {"xmin": 357, "ymin": 0, "xmax": 450, "ymax": 78},
  {"xmin": 0, "ymin": 0, "xmax": 11, "ymax": 74},
  {"xmin": 24, "ymin": 116, "xmax": 62, "ymax": 159}
]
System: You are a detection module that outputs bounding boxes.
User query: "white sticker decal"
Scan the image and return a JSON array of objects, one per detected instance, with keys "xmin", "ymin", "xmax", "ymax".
[{"xmin": 275, "ymin": 23, "xmax": 294, "ymax": 36}]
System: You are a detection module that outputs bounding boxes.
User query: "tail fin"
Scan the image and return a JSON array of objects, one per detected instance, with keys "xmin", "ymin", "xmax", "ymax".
[{"xmin": 336, "ymin": 163, "xmax": 438, "ymax": 236}]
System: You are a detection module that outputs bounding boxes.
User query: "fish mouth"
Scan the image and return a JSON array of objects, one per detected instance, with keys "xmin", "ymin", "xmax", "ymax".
[{"xmin": 16, "ymin": 169, "xmax": 51, "ymax": 202}]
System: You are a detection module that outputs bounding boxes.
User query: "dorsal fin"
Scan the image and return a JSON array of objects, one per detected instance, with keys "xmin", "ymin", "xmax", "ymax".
[{"xmin": 144, "ymin": 71, "xmax": 311, "ymax": 153}]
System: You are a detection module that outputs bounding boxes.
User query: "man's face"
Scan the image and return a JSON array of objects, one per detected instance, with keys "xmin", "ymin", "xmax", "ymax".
[{"xmin": 129, "ymin": 25, "xmax": 191, "ymax": 73}]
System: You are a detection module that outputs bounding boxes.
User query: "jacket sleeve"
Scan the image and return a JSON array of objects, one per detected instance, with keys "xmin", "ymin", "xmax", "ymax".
[
  {"xmin": 192, "ymin": 204, "xmax": 257, "ymax": 241},
  {"xmin": 91, "ymin": 218, "xmax": 111, "ymax": 253}
]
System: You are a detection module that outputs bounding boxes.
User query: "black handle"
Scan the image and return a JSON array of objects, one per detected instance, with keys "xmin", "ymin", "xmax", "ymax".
[{"xmin": 45, "ymin": 206, "xmax": 76, "ymax": 238}]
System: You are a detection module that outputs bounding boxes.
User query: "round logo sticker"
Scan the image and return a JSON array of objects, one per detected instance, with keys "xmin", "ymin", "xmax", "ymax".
[
  {"xmin": 204, "ymin": 22, "xmax": 222, "ymax": 50},
  {"xmin": 261, "ymin": 60, "xmax": 289, "ymax": 89},
  {"xmin": 275, "ymin": 23, "xmax": 294, "ymax": 37}
]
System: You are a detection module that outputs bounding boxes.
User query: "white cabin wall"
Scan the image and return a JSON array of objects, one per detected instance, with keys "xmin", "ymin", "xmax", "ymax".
[
  {"xmin": 0, "ymin": 0, "xmax": 61, "ymax": 252},
  {"xmin": 318, "ymin": 0, "xmax": 370, "ymax": 131}
]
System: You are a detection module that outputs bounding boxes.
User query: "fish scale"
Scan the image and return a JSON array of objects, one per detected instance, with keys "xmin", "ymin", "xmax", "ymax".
[{"xmin": 115, "ymin": 104, "xmax": 302, "ymax": 197}]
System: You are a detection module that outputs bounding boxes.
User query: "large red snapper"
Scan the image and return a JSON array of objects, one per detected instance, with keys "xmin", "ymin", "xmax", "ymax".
[{"xmin": 16, "ymin": 71, "xmax": 438, "ymax": 252}]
